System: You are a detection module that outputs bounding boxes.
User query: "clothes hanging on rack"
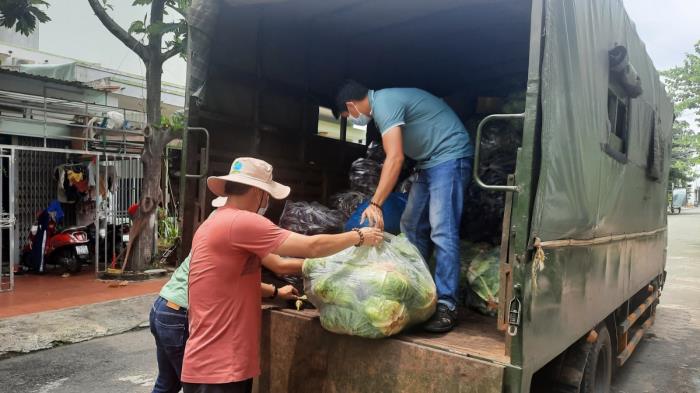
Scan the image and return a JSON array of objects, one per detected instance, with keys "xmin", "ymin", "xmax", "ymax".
[
  {"xmin": 55, "ymin": 167, "xmax": 69, "ymax": 203},
  {"xmin": 97, "ymin": 191, "xmax": 114, "ymax": 224},
  {"xmin": 55, "ymin": 162, "xmax": 95, "ymax": 202},
  {"xmin": 67, "ymin": 166, "xmax": 90, "ymax": 194},
  {"xmin": 99, "ymin": 165, "xmax": 120, "ymax": 198},
  {"xmin": 88, "ymin": 159, "xmax": 97, "ymax": 188},
  {"xmin": 76, "ymin": 199, "xmax": 96, "ymax": 227},
  {"xmin": 67, "ymin": 169, "xmax": 84, "ymax": 184}
]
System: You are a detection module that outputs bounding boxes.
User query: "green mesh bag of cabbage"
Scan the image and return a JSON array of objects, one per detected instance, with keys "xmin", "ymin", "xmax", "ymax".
[{"xmin": 302, "ymin": 234, "xmax": 437, "ymax": 338}]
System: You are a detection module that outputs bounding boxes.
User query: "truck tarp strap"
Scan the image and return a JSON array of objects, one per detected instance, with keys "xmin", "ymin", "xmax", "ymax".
[{"xmin": 534, "ymin": 227, "xmax": 666, "ymax": 250}]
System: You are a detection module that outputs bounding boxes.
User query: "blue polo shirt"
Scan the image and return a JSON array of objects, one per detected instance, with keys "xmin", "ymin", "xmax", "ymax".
[{"xmin": 369, "ymin": 88, "xmax": 473, "ymax": 169}]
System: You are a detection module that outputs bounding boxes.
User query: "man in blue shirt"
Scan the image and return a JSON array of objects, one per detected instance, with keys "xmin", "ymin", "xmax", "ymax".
[{"xmin": 336, "ymin": 80, "xmax": 473, "ymax": 332}]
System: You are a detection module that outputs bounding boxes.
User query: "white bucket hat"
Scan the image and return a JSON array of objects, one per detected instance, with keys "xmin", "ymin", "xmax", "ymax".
[{"xmin": 207, "ymin": 157, "xmax": 290, "ymax": 200}]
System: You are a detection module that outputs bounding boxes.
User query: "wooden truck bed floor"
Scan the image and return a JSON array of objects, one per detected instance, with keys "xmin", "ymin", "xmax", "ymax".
[{"xmin": 398, "ymin": 310, "xmax": 509, "ymax": 364}]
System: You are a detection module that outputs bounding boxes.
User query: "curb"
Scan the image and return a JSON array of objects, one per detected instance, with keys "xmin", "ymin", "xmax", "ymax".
[{"xmin": 0, "ymin": 294, "xmax": 155, "ymax": 359}]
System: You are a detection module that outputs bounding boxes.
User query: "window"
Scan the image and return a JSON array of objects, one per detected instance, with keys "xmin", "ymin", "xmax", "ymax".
[
  {"xmin": 317, "ymin": 107, "xmax": 366, "ymax": 145},
  {"xmin": 646, "ymin": 113, "xmax": 663, "ymax": 181},
  {"xmin": 605, "ymin": 86, "xmax": 630, "ymax": 162}
]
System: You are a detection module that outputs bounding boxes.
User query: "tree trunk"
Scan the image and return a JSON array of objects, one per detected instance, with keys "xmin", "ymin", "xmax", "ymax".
[
  {"xmin": 130, "ymin": 58, "xmax": 164, "ymax": 272},
  {"xmin": 87, "ymin": 0, "xmax": 180, "ymax": 273}
]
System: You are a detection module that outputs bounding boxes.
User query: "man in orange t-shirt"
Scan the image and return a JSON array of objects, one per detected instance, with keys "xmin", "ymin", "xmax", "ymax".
[{"xmin": 181, "ymin": 157, "xmax": 382, "ymax": 393}]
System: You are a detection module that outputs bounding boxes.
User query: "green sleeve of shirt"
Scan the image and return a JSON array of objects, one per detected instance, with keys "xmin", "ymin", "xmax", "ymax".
[{"xmin": 159, "ymin": 253, "xmax": 191, "ymax": 309}]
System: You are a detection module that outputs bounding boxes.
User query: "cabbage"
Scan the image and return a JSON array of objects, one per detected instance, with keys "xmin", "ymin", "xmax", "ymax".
[
  {"xmin": 312, "ymin": 276, "xmax": 357, "ymax": 306},
  {"xmin": 363, "ymin": 296, "xmax": 408, "ymax": 336},
  {"xmin": 304, "ymin": 234, "xmax": 437, "ymax": 339},
  {"xmin": 458, "ymin": 241, "xmax": 500, "ymax": 316},
  {"xmin": 302, "ymin": 257, "xmax": 326, "ymax": 276},
  {"xmin": 319, "ymin": 305, "xmax": 383, "ymax": 339}
]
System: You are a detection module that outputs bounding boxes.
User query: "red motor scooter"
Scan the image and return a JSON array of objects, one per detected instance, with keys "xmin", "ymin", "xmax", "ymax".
[{"xmin": 20, "ymin": 211, "xmax": 91, "ymax": 274}]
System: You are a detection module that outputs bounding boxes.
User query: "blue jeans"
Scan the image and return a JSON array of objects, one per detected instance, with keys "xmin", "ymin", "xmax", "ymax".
[
  {"xmin": 400, "ymin": 157, "xmax": 471, "ymax": 311},
  {"xmin": 150, "ymin": 296, "xmax": 189, "ymax": 393}
]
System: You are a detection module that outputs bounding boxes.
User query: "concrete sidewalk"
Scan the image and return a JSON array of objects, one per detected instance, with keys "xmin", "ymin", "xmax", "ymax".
[{"xmin": 0, "ymin": 294, "xmax": 155, "ymax": 358}]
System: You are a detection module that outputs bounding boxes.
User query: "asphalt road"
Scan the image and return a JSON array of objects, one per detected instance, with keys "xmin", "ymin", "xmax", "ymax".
[
  {"xmin": 0, "ymin": 328, "xmax": 157, "ymax": 393},
  {"xmin": 1, "ymin": 210, "xmax": 699, "ymax": 393},
  {"xmin": 611, "ymin": 208, "xmax": 700, "ymax": 393}
]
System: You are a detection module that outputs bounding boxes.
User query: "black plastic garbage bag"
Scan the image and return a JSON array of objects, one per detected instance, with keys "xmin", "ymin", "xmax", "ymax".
[
  {"xmin": 330, "ymin": 191, "xmax": 368, "ymax": 220},
  {"xmin": 279, "ymin": 201, "xmax": 345, "ymax": 235},
  {"xmin": 349, "ymin": 158, "xmax": 382, "ymax": 195}
]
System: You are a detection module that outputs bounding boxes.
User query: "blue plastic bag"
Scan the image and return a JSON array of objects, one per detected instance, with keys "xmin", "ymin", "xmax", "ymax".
[{"xmin": 344, "ymin": 192, "xmax": 408, "ymax": 235}]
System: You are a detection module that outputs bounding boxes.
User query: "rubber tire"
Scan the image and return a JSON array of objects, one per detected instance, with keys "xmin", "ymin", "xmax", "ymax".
[
  {"xmin": 581, "ymin": 325, "xmax": 613, "ymax": 393},
  {"xmin": 62, "ymin": 249, "xmax": 81, "ymax": 274}
]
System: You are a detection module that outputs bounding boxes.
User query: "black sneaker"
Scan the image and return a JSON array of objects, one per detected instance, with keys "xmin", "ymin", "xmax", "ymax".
[{"xmin": 423, "ymin": 304, "xmax": 458, "ymax": 333}]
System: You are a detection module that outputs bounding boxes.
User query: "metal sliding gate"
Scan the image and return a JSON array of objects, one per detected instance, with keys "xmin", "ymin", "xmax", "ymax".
[
  {"xmin": 94, "ymin": 152, "xmax": 143, "ymax": 274},
  {"xmin": 0, "ymin": 148, "xmax": 16, "ymax": 291},
  {"xmin": 0, "ymin": 145, "xmax": 142, "ymax": 290}
]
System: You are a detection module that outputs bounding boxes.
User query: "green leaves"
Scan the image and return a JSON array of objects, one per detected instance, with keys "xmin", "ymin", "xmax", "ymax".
[
  {"xmin": 0, "ymin": 0, "xmax": 51, "ymax": 36},
  {"xmin": 128, "ymin": 19, "xmax": 146, "ymax": 35},
  {"xmin": 663, "ymin": 40, "xmax": 700, "ymax": 188},
  {"xmin": 147, "ymin": 21, "xmax": 179, "ymax": 35},
  {"xmin": 159, "ymin": 111, "xmax": 186, "ymax": 133},
  {"xmin": 123, "ymin": 0, "xmax": 190, "ymax": 60},
  {"xmin": 101, "ymin": 0, "xmax": 114, "ymax": 11},
  {"xmin": 663, "ymin": 41, "xmax": 700, "ymax": 124},
  {"xmin": 669, "ymin": 119, "xmax": 700, "ymax": 187}
]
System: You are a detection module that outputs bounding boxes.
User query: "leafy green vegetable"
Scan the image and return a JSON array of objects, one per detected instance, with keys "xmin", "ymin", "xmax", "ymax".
[
  {"xmin": 312, "ymin": 276, "xmax": 357, "ymax": 306},
  {"xmin": 320, "ymin": 306, "xmax": 383, "ymax": 339},
  {"xmin": 363, "ymin": 296, "xmax": 408, "ymax": 336},
  {"xmin": 459, "ymin": 241, "xmax": 500, "ymax": 316},
  {"xmin": 303, "ymin": 233, "xmax": 437, "ymax": 338},
  {"xmin": 302, "ymin": 258, "xmax": 326, "ymax": 276}
]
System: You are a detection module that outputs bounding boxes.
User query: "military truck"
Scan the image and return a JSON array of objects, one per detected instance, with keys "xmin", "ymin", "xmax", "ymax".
[{"xmin": 180, "ymin": 0, "xmax": 673, "ymax": 392}]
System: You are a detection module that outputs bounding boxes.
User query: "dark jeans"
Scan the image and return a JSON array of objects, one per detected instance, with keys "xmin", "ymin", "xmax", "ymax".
[
  {"xmin": 183, "ymin": 380, "xmax": 253, "ymax": 393},
  {"xmin": 150, "ymin": 296, "xmax": 189, "ymax": 393},
  {"xmin": 400, "ymin": 157, "xmax": 472, "ymax": 310}
]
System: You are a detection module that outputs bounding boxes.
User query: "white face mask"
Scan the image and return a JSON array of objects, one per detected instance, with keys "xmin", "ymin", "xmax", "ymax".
[{"xmin": 348, "ymin": 103, "xmax": 371, "ymax": 126}]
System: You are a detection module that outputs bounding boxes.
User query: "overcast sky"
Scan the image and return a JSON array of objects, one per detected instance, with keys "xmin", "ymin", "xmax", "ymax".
[
  {"xmin": 25, "ymin": 1, "xmax": 700, "ymax": 88},
  {"xmin": 622, "ymin": 0, "xmax": 700, "ymax": 70},
  {"xmin": 36, "ymin": 2, "xmax": 187, "ymax": 85}
]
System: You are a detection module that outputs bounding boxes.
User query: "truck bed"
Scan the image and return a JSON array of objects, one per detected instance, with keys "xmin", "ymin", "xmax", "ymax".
[
  {"xmin": 257, "ymin": 305, "xmax": 508, "ymax": 393},
  {"xmin": 398, "ymin": 310, "xmax": 509, "ymax": 364}
]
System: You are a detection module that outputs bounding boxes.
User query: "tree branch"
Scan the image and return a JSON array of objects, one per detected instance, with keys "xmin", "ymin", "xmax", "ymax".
[
  {"xmin": 87, "ymin": 0, "xmax": 150, "ymax": 62},
  {"xmin": 163, "ymin": 45, "xmax": 181, "ymax": 61},
  {"xmin": 162, "ymin": 128, "xmax": 183, "ymax": 146}
]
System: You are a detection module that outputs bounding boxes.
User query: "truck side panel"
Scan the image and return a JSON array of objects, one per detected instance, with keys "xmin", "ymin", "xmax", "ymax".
[
  {"xmin": 520, "ymin": 0, "xmax": 674, "ymax": 383},
  {"xmin": 258, "ymin": 309, "xmax": 505, "ymax": 393},
  {"xmin": 522, "ymin": 235, "xmax": 665, "ymax": 372}
]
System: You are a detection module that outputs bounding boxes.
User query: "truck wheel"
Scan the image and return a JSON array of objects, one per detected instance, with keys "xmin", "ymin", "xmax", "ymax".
[
  {"xmin": 551, "ymin": 325, "xmax": 612, "ymax": 393},
  {"xmin": 581, "ymin": 325, "xmax": 612, "ymax": 393}
]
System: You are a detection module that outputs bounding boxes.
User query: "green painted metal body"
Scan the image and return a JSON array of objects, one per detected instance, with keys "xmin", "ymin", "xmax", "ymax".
[
  {"xmin": 502, "ymin": 0, "xmax": 672, "ymax": 391},
  {"xmin": 501, "ymin": 0, "xmax": 546, "ymax": 389},
  {"xmin": 184, "ymin": 0, "xmax": 672, "ymax": 391}
]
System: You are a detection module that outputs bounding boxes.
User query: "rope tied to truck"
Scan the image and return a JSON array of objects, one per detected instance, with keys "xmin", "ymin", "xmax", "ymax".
[{"xmin": 532, "ymin": 238, "xmax": 546, "ymax": 292}]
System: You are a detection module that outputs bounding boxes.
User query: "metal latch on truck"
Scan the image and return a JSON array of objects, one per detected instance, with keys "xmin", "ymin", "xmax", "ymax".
[{"xmin": 507, "ymin": 296, "xmax": 522, "ymax": 336}]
